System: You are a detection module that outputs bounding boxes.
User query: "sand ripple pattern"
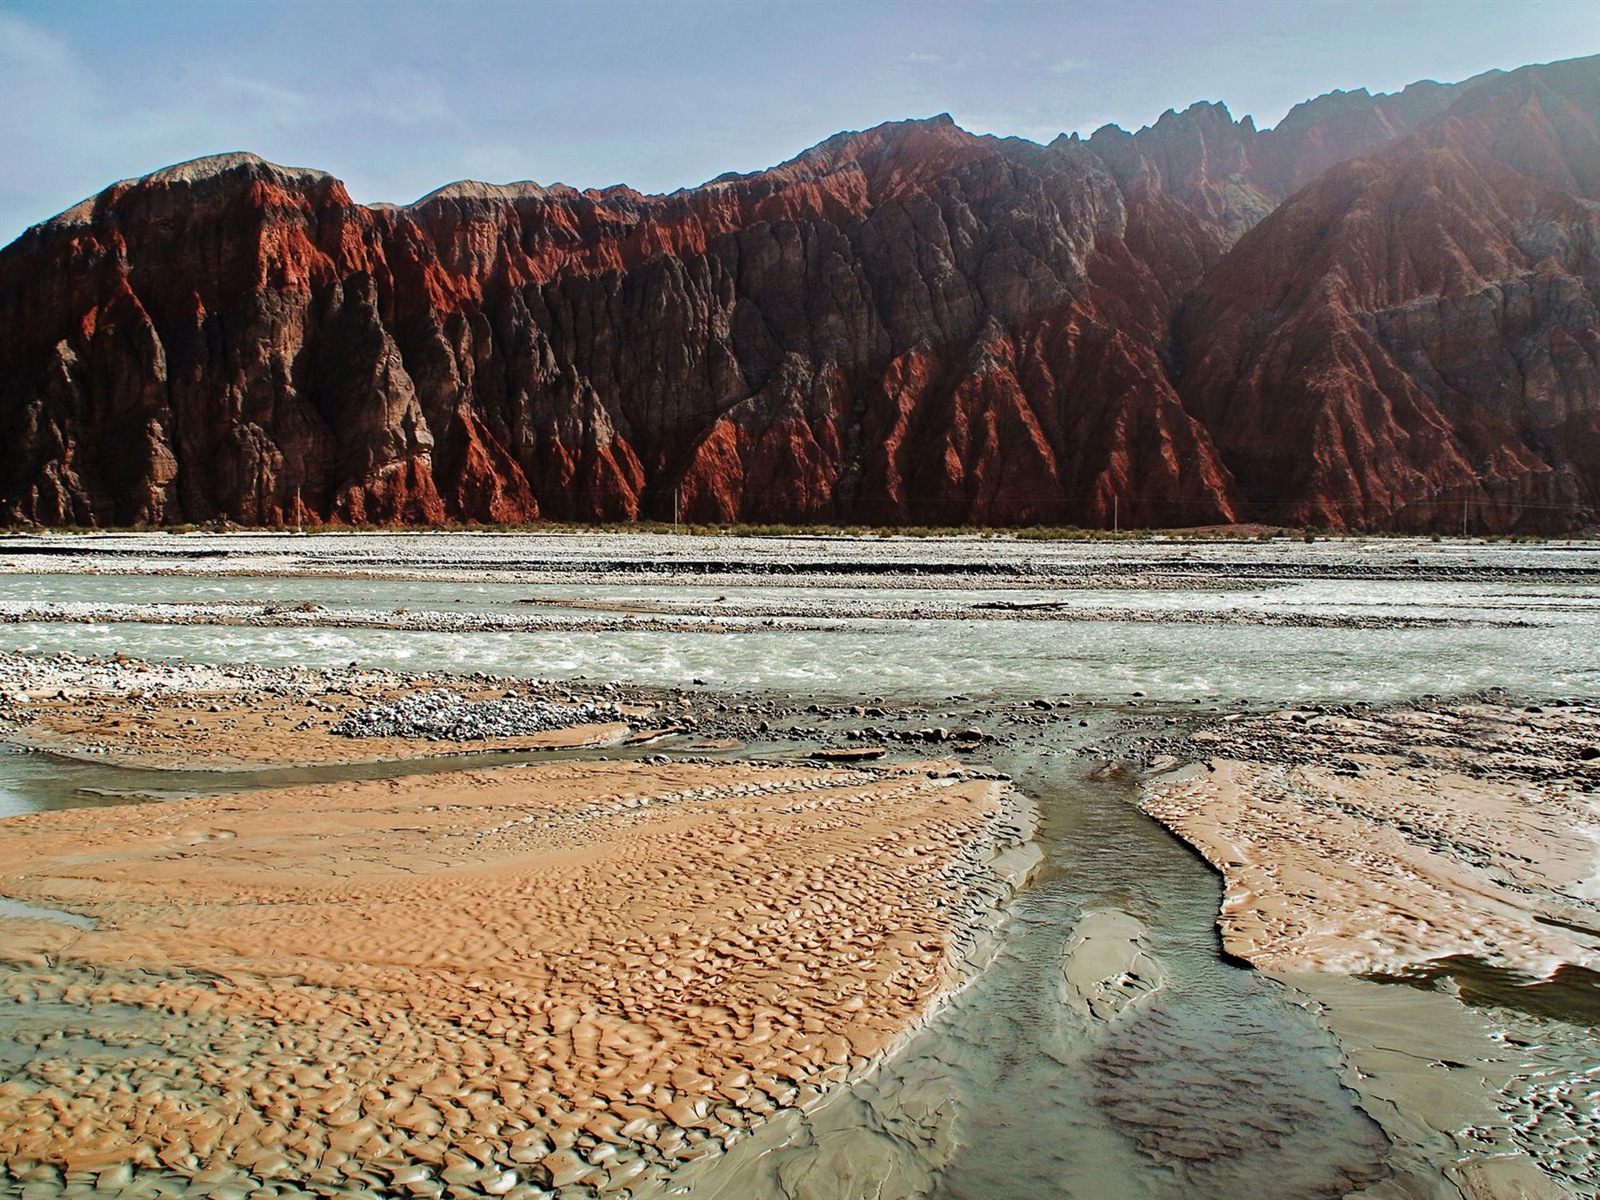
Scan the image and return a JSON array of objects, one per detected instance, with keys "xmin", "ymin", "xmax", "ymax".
[{"xmin": 0, "ymin": 760, "xmax": 1019, "ymax": 1199}]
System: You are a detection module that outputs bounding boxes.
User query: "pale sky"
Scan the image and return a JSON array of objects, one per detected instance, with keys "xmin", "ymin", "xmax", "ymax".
[{"xmin": 1, "ymin": 0, "xmax": 1596, "ymax": 245}]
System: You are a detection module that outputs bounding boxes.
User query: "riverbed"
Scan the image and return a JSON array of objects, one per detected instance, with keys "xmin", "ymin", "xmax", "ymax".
[{"xmin": 1, "ymin": 533, "xmax": 1597, "ymax": 1199}]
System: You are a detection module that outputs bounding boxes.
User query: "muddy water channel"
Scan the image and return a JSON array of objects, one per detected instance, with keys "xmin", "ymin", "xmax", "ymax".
[
  {"xmin": 678, "ymin": 748, "xmax": 1391, "ymax": 1200},
  {"xmin": 927, "ymin": 758, "xmax": 1388, "ymax": 1199},
  {"xmin": 2, "ymin": 559, "xmax": 1599, "ymax": 1198}
]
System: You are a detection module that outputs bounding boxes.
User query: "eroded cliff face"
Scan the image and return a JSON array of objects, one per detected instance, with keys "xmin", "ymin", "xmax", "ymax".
[
  {"xmin": 1179, "ymin": 57, "xmax": 1600, "ymax": 530},
  {"xmin": 1, "ymin": 58, "xmax": 1596, "ymax": 530}
]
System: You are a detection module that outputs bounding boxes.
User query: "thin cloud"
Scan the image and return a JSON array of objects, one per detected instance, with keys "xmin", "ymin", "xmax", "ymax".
[
  {"xmin": 0, "ymin": 9, "xmax": 76, "ymax": 76},
  {"xmin": 212, "ymin": 74, "xmax": 315, "ymax": 123}
]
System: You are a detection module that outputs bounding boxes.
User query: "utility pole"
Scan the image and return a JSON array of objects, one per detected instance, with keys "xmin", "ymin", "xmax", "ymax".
[
  {"xmin": 673, "ymin": 485, "xmax": 680, "ymax": 533},
  {"xmin": 1113, "ymin": 495, "xmax": 1118, "ymax": 534},
  {"xmin": 295, "ymin": 486, "xmax": 302, "ymax": 536},
  {"xmin": 1462, "ymin": 496, "xmax": 1468, "ymax": 539}
]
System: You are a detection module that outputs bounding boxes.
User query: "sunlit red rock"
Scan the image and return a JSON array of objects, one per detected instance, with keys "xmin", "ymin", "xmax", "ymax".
[
  {"xmin": 1, "ymin": 59, "xmax": 1596, "ymax": 530},
  {"xmin": 1178, "ymin": 56, "xmax": 1600, "ymax": 530}
]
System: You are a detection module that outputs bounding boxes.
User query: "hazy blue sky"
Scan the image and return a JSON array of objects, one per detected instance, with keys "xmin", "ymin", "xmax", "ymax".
[{"xmin": 2, "ymin": 0, "xmax": 1596, "ymax": 244}]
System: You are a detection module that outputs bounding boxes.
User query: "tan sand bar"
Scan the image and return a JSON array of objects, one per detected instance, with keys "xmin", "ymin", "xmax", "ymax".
[
  {"xmin": 1141, "ymin": 698, "xmax": 1600, "ymax": 976},
  {"xmin": 0, "ymin": 758, "xmax": 1023, "ymax": 1197},
  {"xmin": 1139, "ymin": 699, "xmax": 1600, "ymax": 1195}
]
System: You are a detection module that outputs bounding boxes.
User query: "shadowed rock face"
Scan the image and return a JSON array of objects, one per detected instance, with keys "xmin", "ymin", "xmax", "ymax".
[
  {"xmin": 1179, "ymin": 57, "xmax": 1600, "ymax": 531},
  {"xmin": 1, "ymin": 58, "xmax": 1597, "ymax": 530}
]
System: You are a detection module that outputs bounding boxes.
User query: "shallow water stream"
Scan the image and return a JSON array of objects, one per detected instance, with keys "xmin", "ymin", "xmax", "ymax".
[{"xmin": 761, "ymin": 748, "xmax": 1392, "ymax": 1200}]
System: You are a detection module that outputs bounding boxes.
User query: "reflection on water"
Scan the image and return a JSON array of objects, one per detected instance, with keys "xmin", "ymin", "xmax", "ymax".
[
  {"xmin": 0, "ymin": 1001, "xmax": 160, "ymax": 1070},
  {"xmin": 1367, "ymin": 955, "xmax": 1600, "ymax": 1026},
  {"xmin": 0, "ymin": 899, "xmax": 95, "ymax": 930}
]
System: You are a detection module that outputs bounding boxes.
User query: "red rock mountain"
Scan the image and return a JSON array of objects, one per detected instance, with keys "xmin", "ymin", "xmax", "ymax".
[{"xmin": 1, "ymin": 57, "xmax": 1595, "ymax": 530}]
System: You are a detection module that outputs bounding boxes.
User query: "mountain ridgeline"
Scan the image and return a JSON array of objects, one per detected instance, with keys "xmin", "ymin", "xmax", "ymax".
[{"xmin": 2, "ymin": 56, "xmax": 1598, "ymax": 531}]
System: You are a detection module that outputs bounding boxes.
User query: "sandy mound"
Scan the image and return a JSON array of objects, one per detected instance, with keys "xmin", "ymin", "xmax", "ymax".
[
  {"xmin": 1141, "ymin": 699, "xmax": 1600, "ymax": 975},
  {"xmin": 0, "ymin": 758, "xmax": 1023, "ymax": 1196}
]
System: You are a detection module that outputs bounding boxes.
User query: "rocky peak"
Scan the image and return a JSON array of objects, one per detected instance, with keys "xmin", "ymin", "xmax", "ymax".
[
  {"xmin": 775, "ymin": 114, "xmax": 985, "ymax": 193},
  {"xmin": 1080, "ymin": 70, "xmax": 1505, "ymax": 247},
  {"xmin": 39, "ymin": 152, "xmax": 336, "ymax": 234},
  {"xmin": 406, "ymin": 179, "xmax": 570, "ymax": 209},
  {"xmin": 138, "ymin": 151, "xmax": 332, "ymax": 189}
]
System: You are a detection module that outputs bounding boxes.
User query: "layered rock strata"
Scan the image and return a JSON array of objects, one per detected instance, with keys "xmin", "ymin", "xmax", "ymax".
[{"xmin": 2, "ymin": 58, "xmax": 1597, "ymax": 530}]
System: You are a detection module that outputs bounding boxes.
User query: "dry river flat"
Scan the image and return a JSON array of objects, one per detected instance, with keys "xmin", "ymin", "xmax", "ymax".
[{"xmin": 0, "ymin": 742, "xmax": 1025, "ymax": 1198}]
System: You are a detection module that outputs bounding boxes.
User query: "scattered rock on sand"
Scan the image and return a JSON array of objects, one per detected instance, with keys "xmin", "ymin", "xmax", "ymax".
[{"xmin": 331, "ymin": 689, "xmax": 612, "ymax": 741}]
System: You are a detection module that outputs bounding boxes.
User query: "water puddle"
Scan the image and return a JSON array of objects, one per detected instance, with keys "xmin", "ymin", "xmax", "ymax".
[
  {"xmin": 0, "ymin": 739, "xmax": 701, "ymax": 817},
  {"xmin": 0, "ymin": 898, "xmax": 94, "ymax": 930},
  {"xmin": 0, "ymin": 1001, "xmax": 161, "ymax": 1070}
]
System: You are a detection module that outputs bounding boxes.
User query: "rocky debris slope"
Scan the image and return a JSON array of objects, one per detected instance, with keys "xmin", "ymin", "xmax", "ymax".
[{"xmin": 1, "ymin": 58, "xmax": 1597, "ymax": 531}]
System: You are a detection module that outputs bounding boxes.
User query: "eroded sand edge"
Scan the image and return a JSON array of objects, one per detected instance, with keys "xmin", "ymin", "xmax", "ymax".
[
  {"xmin": 1141, "ymin": 698, "xmax": 1600, "ymax": 1197},
  {"xmin": 0, "ymin": 725, "xmax": 1034, "ymax": 1197}
]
